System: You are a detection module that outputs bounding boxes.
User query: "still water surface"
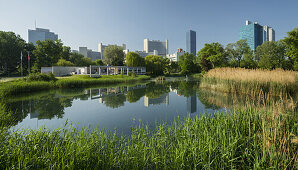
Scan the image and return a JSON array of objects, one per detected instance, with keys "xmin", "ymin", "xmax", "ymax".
[{"xmin": 6, "ymin": 81, "xmax": 232, "ymax": 134}]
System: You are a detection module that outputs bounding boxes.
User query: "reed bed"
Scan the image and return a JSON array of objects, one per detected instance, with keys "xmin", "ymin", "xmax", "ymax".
[
  {"xmin": 200, "ymin": 68, "xmax": 298, "ymax": 96},
  {"xmin": 0, "ymin": 107, "xmax": 296, "ymax": 169}
]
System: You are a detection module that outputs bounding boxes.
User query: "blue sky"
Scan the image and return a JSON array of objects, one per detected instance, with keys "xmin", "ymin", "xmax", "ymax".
[{"xmin": 0, "ymin": 0, "xmax": 297, "ymax": 53}]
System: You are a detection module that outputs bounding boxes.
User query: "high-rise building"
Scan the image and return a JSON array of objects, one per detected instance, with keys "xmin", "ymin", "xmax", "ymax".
[
  {"xmin": 144, "ymin": 39, "xmax": 168, "ymax": 56},
  {"xmin": 28, "ymin": 28, "xmax": 58, "ymax": 45},
  {"xmin": 98, "ymin": 43, "xmax": 126, "ymax": 59},
  {"xmin": 186, "ymin": 30, "xmax": 196, "ymax": 55},
  {"xmin": 72, "ymin": 47, "xmax": 101, "ymax": 61},
  {"xmin": 239, "ymin": 20, "xmax": 275, "ymax": 51}
]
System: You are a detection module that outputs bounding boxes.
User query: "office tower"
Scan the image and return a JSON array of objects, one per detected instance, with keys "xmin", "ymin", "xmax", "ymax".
[
  {"xmin": 98, "ymin": 43, "xmax": 126, "ymax": 59},
  {"xmin": 239, "ymin": 20, "xmax": 275, "ymax": 51},
  {"xmin": 28, "ymin": 28, "xmax": 58, "ymax": 45},
  {"xmin": 187, "ymin": 94, "xmax": 197, "ymax": 113},
  {"xmin": 144, "ymin": 39, "xmax": 168, "ymax": 56},
  {"xmin": 186, "ymin": 30, "xmax": 196, "ymax": 55}
]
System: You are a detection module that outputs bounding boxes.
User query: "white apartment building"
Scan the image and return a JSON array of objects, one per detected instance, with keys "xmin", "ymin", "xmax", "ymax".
[{"xmin": 144, "ymin": 39, "xmax": 168, "ymax": 56}]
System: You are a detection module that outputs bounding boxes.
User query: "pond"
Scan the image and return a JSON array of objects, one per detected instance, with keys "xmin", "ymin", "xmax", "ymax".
[{"xmin": 5, "ymin": 81, "xmax": 235, "ymax": 134}]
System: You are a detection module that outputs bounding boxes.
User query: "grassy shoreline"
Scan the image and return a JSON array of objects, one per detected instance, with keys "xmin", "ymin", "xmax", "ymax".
[
  {"xmin": 0, "ymin": 107, "xmax": 296, "ymax": 169},
  {"xmin": 0, "ymin": 75, "xmax": 150, "ymax": 98}
]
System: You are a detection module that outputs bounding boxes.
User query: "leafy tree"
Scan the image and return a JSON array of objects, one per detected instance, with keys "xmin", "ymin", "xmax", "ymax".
[
  {"xmin": 241, "ymin": 52, "xmax": 257, "ymax": 69},
  {"xmin": 197, "ymin": 43, "xmax": 226, "ymax": 72},
  {"xmin": 32, "ymin": 39, "xmax": 70, "ymax": 70},
  {"xmin": 103, "ymin": 45, "xmax": 124, "ymax": 66},
  {"xmin": 69, "ymin": 52, "xmax": 94, "ymax": 66},
  {"xmin": 283, "ymin": 28, "xmax": 298, "ymax": 70},
  {"xmin": 226, "ymin": 40, "xmax": 252, "ymax": 67},
  {"xmin": 178, "ymin": 52, "xmax": 197, "ymax": 74},
  {"xmin": 0, "ymin": 31, "xmax": 26, "ymax": 75},
  {"xmin": 167, "ymin": 61, "xmax": 179, "ymax": 74},
  {"xmin": 144, "ymin": 55, "xmax": 167, "ymax": 75},
  {"xmin": 125, "ymin": 52, "xmax": 145, "ymax": 67},
  {"xmin": 255, "ymin": 41, "xmax": 286, "ymax": 70},
  {"xmin": 95, "ymin": 59, "xmax": 104, "ymax": 66},
  {"xmin": 56, "ymin": 59, "xmax": 74, "ymax": 66}
]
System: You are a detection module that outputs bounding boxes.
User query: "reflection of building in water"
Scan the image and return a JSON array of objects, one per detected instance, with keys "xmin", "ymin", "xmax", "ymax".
[
  {"xmin": 144, "ymin": 93, "xmax": 169, "ymax": 107},
  {"xmin": 30, "ymin": 111, "xmax": 39, "ymax": 119},
  {"xmin": 187, "ymin": 94, "xmax": 197, "ymax": 113}
]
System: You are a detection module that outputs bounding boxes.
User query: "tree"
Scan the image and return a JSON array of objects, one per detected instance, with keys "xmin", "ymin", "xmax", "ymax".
[
  {"xmin": 226, "ymin": 40, "xmax": 252, "ymax": 67},
  {"xmin": 255, "ymin": 41, "xmax": 286, "ymax": 70},
  {"xmin": 144, "ymin": 55, "xmax": 167, "ymax": 75},
  {"xmin": 197, "ymin": 43, "xmax": 227, "ymax": 72},
  {"xmin": 103, "ymin": 45, "xmax": 124, "ymax": 66},
  {"xmin": 178, "ymin": 52, "xmax": 197, "ymax": 74},
  {"xmin": 95, "ymin": 59, "xmax": 104, "ymax": 66},
  {"xmin": 125, "ymin": 52, "xmax": 145, "ymax": 67},
  {"xmin": 0, "ymin": 31, "xmax": 26, "ymax": 75},
  {"xmin": 32, "ymin": 39, "xmax": 69, "ymax": 70},
  {"xmin": 69, "ymin": 52, "xmax": 94, "ymax": 66},
  {"xmin": 283, "ymin": 28, "xmax": 298, "ymax": 70},
  {"xmin": 56, "ymin": 59, "xmax": 74, "ymax": 66}
]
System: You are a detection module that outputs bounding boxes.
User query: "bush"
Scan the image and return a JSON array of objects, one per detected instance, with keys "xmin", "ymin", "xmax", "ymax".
[
  {"xmin": 25, "ymin": 73, "xmax": 57, "ymax": 82},
  {"xmin": 131, "ymin": 72, "xmax": 136, "ymax": 77}
]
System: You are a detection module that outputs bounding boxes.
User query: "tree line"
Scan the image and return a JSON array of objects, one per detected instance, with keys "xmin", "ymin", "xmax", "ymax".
[{"xmin": 0, "ymin": 28, "xmax": 297, "ymax": 76}]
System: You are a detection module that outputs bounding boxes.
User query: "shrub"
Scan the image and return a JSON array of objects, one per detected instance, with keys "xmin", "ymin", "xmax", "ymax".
[
  {"xmin": 131, "ymin": 72, "xmax": 136, "ymax": 77},
  {"xmin": 25, "ymin": 73, "xmax": 57, "ymax": 82}
]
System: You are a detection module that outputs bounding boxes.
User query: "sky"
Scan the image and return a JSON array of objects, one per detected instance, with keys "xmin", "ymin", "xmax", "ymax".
[{"xmin": 0, "ymin": 0, "xmax": 297, "ymax": 54}]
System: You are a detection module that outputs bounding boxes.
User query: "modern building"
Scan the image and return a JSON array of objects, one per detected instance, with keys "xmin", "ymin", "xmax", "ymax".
[
  {"xmin": 166, "ymin": 48, "xmax": 185, "ymax": 62},
  {"xmin": 98, "ymin": 43, "xmax": 126, "ymax": 59},
  {"xmin": 239, "ymin": 20, "xmax": 275, "ymax": 51},
  {"xmin": 186, "ymin": 30, "xmax": 196, "ymax": 55},
  {"xmin": 72, "ymin": 47, "xmax": 101, "ymax": 61},
  {"xmin": 136, "ymin": 50, "xmax": 159, "ymax": 58},
  {"xmin": 144, "ymin": 39, "xmax": 168, "ymax": 56},
  {"xmin": 28, "ymin": 28, "xmax": 58, "ymax": 45},
  {"xmin": 144, "ymin": 93, "xmax": 169, "ymax": 107}
]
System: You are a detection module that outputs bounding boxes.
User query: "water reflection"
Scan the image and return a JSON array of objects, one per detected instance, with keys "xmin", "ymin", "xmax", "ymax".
[{"xmin": 1, "ymin": 81, "xmax": 237, "ymax": 133}]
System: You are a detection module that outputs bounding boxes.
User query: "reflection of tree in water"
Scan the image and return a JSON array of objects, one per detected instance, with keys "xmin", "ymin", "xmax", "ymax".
[
  {"xmin": 104, "ymin": 94, "xmax": 126, "ymax": 108},
  {"xmin": 176, "ymin": 81, "xmax": 198, "ymax": 97},
  {"xmin": 126, "ymin": 88, "xmax": 146, "ymax": 103},
  {"xmin": 145, "ymin": 83, "xmax": 170, "ymax": 99},
  {"xmin": 196, "ymin": 89, "xmax": 221, "ymax": 110}
]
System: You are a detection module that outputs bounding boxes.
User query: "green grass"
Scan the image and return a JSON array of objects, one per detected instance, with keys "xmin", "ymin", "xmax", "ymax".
[
  {"xmin": 0, "ymin": 108, "xmax": 296, "ymax": 169},
  {"xmin": 0, "ymin": 75, "xmax": 150, "ymax": 98}
]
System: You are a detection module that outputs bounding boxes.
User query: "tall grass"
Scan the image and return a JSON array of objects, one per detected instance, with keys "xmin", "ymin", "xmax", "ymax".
[
  {"xmin": 0, "ymin": 107, "xmax": 296, "ymax": 169},
  {"xmin": 0, "ymin": 75, "xmax": 150, "ymax": 98},
  {"xmin": 200, "ymin": 68, "xmax": 298, "ymax": 96}
]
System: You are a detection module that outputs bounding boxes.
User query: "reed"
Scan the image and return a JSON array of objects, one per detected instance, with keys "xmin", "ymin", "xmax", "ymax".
[
  {"xmin": 200, "ymin": 68, "xmax": 298, "ymax": 96},
  {"xmin": 0, "ymin": 106, "xmax": 296, "ymax": 169}
]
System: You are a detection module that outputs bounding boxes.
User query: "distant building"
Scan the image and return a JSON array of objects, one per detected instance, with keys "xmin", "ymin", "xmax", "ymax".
[
  {"xmin": 144, "ymin": 93, "xmax": 169, "ymax": 107},
  {"xmin": 144, "ymin": 39, "xmax": 168, "ymax": 56},
  {"xmin": 28, "ymin": 28, "xmax": 58, "ymax": 45},
  {"xmin": 136, "ymin": 50, "xmax": 159, "ymax": 58},
  {"xmin": 239, "ymin": 20, "xmax": 275, "ymax": 50},
  {"xmin": 98, "ymin": 43, "xmax": 126, "ymax": 59},
  {"xmin": 72, "ymin": 47, "xmax": 101, "ymax": 61},
  {"xmin": 186, "ymin": 30, "xmax": 196, "ymax": 55},
  {"xmin": 166, "ymin": 48, "xmax": 185, "ymax": 62}
]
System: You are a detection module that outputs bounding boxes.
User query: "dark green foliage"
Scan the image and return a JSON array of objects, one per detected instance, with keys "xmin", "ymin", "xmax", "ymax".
[
  {"xmin": 145, "ymin": 55, "xmax": 168, "ymax": 76},
  {"xmin": 283, "ymin": 27, "xmax": 298, "ymax": 70},
  {"xmin": 25, "ymin": 73, "xmax": 57, "ymax": 82},
  {"xmin": 103, "ymin": 45, "xmax": 124, "ymax": 66},
  {"xmin": 226, "ymin": 39, "xmax": 252, "ymax": 67},
  {"xmin": 178, "ymin": 52, "xmax": 198, "ymax": 74},
  {"xmin": 56, "ymin": 59, "xmax": 75, "ymax": 66},
  {"xmin": 95, "ymin": 59, "xmax": 104, "ymax": 66},
  {"xmin": 69, "ymin": 52, "xmax": 95, "ymax": 66}
]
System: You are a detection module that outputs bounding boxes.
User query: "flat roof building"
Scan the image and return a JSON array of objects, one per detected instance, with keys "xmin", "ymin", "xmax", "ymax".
[
  {"xmin": 239, "ymin": 20, "xmax": 275, "ymax": 51},
  {"xmin": 144, "ymin": 39, "xmax": 168, "ymax": 56},
  {"xmin": 186, "ymin": 30, "xmax": 196, "ymax": 55},
  {"xmin": 98, "ymin": 43, "xmax": 126, "ymax": 59},
  {"xmin": 28, "ymin": 28, "xmax": 58, "ymax": 45}
]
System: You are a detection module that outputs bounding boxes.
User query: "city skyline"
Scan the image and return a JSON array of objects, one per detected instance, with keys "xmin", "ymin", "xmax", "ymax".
[{"xmin": 0, "ymin": 0, "xmax": 297, "ymax": 53}]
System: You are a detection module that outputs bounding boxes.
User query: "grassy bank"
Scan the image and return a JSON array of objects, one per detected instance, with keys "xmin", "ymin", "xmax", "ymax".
[
  {"xmin": 200, "ymin": 68, "xmax": 298, "ymax": 96},
  {"xmin": 0, "ymin": 107, "xmax": 296, "ymax": 169},
  {"xmin": 0, "ymin": 75, "xmax": 150, "ymax": 98}
]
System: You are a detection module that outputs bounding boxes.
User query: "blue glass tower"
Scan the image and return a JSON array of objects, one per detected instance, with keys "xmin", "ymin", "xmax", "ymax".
[
  {"xmin": 186, "ymin": 30, "xmax": 196, "ymax": 55},
  {"xmin": 239, "ymin": 21, "xmax": 263, "ymax": 51}
]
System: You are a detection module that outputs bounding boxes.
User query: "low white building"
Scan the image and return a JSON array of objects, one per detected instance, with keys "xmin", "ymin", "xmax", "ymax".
[{"xmin": 166, "ymin": 48, "xmax": 185, "ymax": 62}]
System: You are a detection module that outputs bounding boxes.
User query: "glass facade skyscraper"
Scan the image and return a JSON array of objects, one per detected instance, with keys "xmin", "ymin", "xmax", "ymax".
[
  {"xmin": 186, "ymin": 30, "xmax": 196, "ymax": 55},
  {"xmin": 239, "ymin": 20, "xmax": 275, "ymax": 51}
]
